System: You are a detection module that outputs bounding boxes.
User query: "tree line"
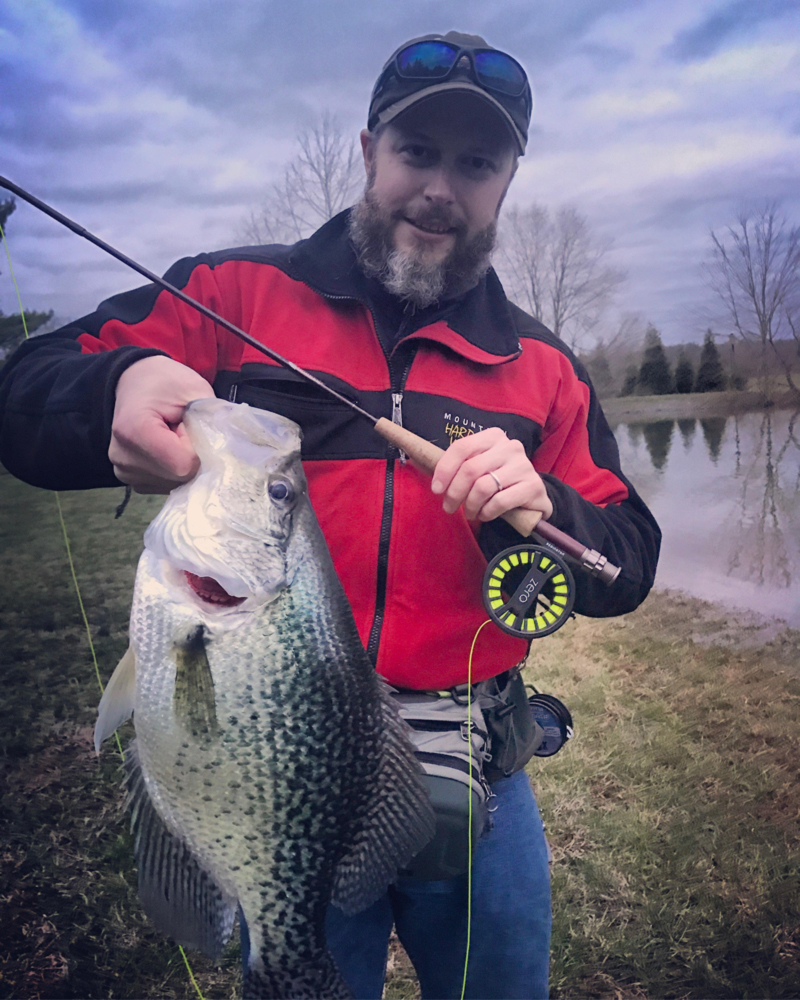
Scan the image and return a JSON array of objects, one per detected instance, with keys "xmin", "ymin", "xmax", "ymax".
[{"xmin": 3, "ymin": 113, "xmax": 799, "ymax": 404}]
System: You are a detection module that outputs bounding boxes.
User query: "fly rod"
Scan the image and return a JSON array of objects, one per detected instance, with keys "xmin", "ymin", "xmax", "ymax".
[{"xmin": 0, "ymin": 175, "xmax": 620, "ymax": 584}]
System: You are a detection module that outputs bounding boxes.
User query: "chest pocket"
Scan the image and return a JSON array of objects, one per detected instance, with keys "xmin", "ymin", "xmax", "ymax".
[
  {"xmin": 229, "ymin": 368, "xmax": 386, "ymax": 461},
  {"xmin": 401, "ymin": 391, "xmax": 541, "ymax": 459}
]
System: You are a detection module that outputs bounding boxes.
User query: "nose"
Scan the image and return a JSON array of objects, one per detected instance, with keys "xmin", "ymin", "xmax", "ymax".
[{"xmin": 422, "ymin": 165, "xmax": 456, "ymax": 205}]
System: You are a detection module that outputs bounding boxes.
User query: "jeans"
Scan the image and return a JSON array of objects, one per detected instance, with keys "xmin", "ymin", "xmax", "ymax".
[
  {"xmin": 240, "ymin": 770, "xmax": 550, "ymax": 999},
  {"xmin": 325, "ymin": 769, "xmax": 551, "ymax": 999}
]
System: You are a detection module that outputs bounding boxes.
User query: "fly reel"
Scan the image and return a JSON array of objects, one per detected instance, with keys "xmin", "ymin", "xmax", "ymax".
[{"xmin": 482, "ymin": 545, "xmax": 576, "ymax": 639}]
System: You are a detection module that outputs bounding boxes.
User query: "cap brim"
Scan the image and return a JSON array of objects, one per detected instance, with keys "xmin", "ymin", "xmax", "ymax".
[{"xmin": 376, "ymin": 80, "xmax": 527, "ymax": 155}]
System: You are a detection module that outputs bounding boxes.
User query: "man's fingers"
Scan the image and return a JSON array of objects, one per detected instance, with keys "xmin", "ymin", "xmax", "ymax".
[
  {"xmin": 432, "ymin": 427, "xmax": 508, "ymax": 495},
  {"xmin": 110, "ymin": 412, "xmax": 200, "ymax": 487},
  {"xmin": 440, "ymin": 449, "xmax": 516, "ymax": 513}
]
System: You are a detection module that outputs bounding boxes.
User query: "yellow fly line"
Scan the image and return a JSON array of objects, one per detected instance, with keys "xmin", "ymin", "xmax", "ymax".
[
  {"xmin": 460, "ymin": 616, "xmax": 491, "ymax": 1000},
  {"xmin": 0, "ymin": 220, "xmax": 205, "ymax": 1000}
]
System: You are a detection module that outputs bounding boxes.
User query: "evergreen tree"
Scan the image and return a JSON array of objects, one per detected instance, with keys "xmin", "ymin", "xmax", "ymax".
[
  {"xmin": 0, "ymin": 198, "xmax": 54, "ymax": 358},
  {"xmin": 637, "ymin": 326, "xmax": 673, "ymax": 395},
  {"xmin": 0, "ymin": 198, "xmax": 16, "ymax": 278},
  {"xmin": 694, "ymin": 330, "xmax": 726, "ymax": 392},
  {"xmin": 619, "ymin": 365, "xmax": 638, "ymax": 396},
  {"xmin": 674, "ymin": 351, "xmax": 694, "ymax": 393},
  {"xmin": 0, "ymin": 310, "xmax": 54, "ymax": 355},
  {"xmin": 0, "ymin": 197, "xmax": 15, "ymax": 233}
]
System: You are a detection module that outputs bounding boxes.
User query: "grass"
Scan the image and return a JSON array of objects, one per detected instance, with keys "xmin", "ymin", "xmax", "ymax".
[
  {"xmin": 529, "ymin": 599, "xmax": 800, "ymax": 999},
  {"xmin": 1, "ymin": 468, "xmax": 798, "ymax": 998}
]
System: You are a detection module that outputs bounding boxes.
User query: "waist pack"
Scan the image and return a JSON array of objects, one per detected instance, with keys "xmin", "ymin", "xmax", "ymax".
[
  {"xmin": 392, "ymin": 667, "xmax": 545, "ymax": 881},
  {"xmin": 392, "ymin": 687, "xmax": 492, "ymax": 880}
]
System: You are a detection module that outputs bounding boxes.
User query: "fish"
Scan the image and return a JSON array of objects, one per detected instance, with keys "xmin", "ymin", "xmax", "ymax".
[{"xmin": 94, "ymin": 398, "xmax": 434, "ymax": 999}]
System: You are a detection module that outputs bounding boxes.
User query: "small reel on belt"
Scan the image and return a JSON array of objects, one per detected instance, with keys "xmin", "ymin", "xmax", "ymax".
[{"xmin": 482, "ymin": 545, "xmax": 576, "ymax": 638}]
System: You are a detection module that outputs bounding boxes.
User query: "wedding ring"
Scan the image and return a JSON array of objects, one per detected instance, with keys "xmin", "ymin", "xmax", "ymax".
[{"xmin": 488, "ymin": 471, "xmax": 503, "ymax": 494}]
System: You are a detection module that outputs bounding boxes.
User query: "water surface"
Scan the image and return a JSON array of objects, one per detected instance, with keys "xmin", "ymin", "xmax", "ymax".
[{"xmin": 612, "ymin": 408, "xmax": 800, "ymax": 626}]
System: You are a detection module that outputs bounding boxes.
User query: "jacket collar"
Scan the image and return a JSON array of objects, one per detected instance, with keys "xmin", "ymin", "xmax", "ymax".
[{"xmin": 287, "ymin": 209, "xmax": 522, "ymax": 366}]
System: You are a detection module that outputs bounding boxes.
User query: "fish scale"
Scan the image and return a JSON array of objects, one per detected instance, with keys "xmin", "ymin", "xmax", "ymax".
[{"xmin": 96, "ymin": 398, "xmax": 435, "ymax": 999}]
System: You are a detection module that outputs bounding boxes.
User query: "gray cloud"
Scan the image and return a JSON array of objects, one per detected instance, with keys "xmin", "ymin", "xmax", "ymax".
[
  {"xmin": 664, "ymin": 0, "xmax": 800, "ymax": 62},
  {"xmin": 1, "ymin": 0, "xmax": 799, "ymax": 344}
]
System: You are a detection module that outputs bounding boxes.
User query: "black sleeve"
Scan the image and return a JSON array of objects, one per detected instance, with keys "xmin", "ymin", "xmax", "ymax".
[
  {"xmin": 478, "ymin": 344, "xmax": 661, "ymax": 617},
  {"xmin": 0, "ymin": 329, "xmax": 166, "ymax": 490},
  {"xmin": 478, "ymin": 478, "xmax": 660, "ymax": 618}
]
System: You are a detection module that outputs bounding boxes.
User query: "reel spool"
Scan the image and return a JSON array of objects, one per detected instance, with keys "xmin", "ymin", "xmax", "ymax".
[{"xmin": 482, "ymin": 545, "xmax": 576, "ymax": 639}]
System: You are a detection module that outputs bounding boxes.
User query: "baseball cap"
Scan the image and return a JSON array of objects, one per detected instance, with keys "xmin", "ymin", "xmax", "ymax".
[{"xmin": 367, "ymin": 31, "xmax": 533, "ymax": 155}]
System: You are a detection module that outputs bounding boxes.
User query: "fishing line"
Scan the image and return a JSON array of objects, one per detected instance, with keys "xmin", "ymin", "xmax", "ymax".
[
  {"xmin": 460, "ymin": 617, "xmax": 491, "ymax": 1000},
  {"xmin": 0, "ymin": 220, "xmax": 205, "ymax": 1000}
]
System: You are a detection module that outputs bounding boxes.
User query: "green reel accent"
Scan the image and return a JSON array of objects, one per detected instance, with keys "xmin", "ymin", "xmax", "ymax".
[{"xmin": 482, "ymin": 545, "xmax": 576, "ymax": 639}]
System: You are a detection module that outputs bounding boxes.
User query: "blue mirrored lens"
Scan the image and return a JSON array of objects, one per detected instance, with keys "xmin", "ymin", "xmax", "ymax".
[
  {"xmin": 397, "ymin": 41, "xmax": 458, "ymax": 78},
  {"xmin": 474, "ymin": 51, "xmax": 527, "ymax": 96}
]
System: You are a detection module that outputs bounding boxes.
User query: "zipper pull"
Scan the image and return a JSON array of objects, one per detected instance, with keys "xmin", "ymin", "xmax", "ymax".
[{"xmin": 391, "ymin": 392, "xmax": 407, "ymax": 464}]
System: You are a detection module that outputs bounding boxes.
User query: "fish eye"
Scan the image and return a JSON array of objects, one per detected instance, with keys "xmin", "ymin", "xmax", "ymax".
[{"xmin": 267, "ymin": 477, "xmax": 294, "ymax": 504}]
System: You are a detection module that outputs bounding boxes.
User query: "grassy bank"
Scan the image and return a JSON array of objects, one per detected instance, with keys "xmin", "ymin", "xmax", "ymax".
[
  {"xmin": 600, "ymin": 388, "xmax": 799, "ymax": 425},
  {"xmin": 1, "ymin": 471, "xmax": 798, "ymax": 998}
]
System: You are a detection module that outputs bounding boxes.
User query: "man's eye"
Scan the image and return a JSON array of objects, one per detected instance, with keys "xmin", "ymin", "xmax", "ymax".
[
  {"xmin": 403, "ymin": 144, "xmax": 433, "ymax": 161},
  {"xmin": 464, "ymin": 157, "xmax": 494, "ymax": 173}
]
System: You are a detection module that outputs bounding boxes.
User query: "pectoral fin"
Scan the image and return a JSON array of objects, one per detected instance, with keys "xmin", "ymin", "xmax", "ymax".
[
  {"xmin": 94, "ymin": 645, "xmax": 136, "ymax": 754},
  {"xmin": 173, "ymin": 624, "xmax": 218, "ymax": 736}
]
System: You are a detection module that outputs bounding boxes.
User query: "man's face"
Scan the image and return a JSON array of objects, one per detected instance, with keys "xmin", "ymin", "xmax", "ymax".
[
  {"xmin": 350, "ymin": 93, "xmax": 517, "ymax": 307},
  {"xmin": 361, "ymin": 94, "xmax": 517, "ymax": 265}
]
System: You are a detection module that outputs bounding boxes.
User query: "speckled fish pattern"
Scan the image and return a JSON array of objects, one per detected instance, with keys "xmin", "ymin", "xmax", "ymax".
[{"xmin": 117, "ymin": 399, "xmax": 434, "ymax": 1000}]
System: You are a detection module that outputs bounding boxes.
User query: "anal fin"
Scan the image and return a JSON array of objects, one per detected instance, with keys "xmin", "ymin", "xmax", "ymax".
[
  {"xmin": 124, "ymin": 740, "xmax": 236, "ymax": 957},
  {"xmin": 94, "ymin": 645, "xmax": 136, "ymax": 753}
]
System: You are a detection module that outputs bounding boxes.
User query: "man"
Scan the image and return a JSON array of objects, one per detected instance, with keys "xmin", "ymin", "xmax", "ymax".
[{"xmin": 0, "ymin": 32, "xmax": 660, "ymax": 999}]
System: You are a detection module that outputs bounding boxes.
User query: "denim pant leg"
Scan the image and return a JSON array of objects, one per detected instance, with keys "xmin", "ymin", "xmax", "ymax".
[
  {"xmin": 325, "ymin": 895, "xmax": 394, "ymax": 1000},
  {"xmin": 463, "ymin": 770, "xmax": 551, "ymax": 999},
  {"xmin": 393, "ymin": 770, "xmax": 551, "ymax": 1000},
  {"xmin": 324, "ymin": 770, "xmax": 550, "ymax": 1000}
]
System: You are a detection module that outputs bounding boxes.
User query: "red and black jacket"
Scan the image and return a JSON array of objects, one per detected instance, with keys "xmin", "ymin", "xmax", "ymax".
[{"xmin": 0, "ymin": 210, "xmax": 660, "ymax": 689}]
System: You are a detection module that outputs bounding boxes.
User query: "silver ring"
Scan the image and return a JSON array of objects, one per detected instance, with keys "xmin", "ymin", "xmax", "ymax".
[{"xmin": 488, "ymin": 471, "xmax": 502, "ymax": 494}]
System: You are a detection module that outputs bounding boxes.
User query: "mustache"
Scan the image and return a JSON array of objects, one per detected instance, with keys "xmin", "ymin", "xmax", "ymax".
[{"xmin": 398, "ymin": 207, "xmax": 467, "ymax": 233}]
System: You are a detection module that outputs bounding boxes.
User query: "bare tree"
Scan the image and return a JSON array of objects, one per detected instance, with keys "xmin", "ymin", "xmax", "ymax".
[
  {"xmin": 705, "ymin": 202, "xmax": 800, "ymax": 401},
  {"xmin": 239, "ymin": 112, "xmax": 364, "ymax": 245},
  {"xmin": 499, "ymin": 203, "xmax": 626, "ymax": 350}
]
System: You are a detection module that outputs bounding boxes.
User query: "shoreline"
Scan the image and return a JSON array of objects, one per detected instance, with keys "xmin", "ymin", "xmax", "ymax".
[{"xmin": 600, "ymin": 388, "xmax": 798, "ymax": 424}]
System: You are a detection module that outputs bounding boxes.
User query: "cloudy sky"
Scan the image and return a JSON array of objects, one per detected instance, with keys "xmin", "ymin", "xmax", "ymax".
[{"xmin": 1, "ymin": 0, "xmax": 799, "ymax": 344}]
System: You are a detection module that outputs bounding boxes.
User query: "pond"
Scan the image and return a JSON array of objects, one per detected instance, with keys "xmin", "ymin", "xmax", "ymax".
[{"xmin": 610, "ymin": 407, "xmax": 800, "ymax": 627}]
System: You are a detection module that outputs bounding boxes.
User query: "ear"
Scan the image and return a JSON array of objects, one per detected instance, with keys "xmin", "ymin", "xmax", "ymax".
[{"xmin": 360, "ymin": 129, "xmax": 375, "ymax": 177}]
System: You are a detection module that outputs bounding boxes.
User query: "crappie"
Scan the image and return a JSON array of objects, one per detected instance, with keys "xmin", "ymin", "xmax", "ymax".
[{"xmin": 95, "ymin": 398, "xmax": 434, "ymax": 999}]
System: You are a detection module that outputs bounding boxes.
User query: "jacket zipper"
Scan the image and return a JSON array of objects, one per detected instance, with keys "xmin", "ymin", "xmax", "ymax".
[
  {"xmin": 366, "ymin": 332, "xmax": 416, "ymax": 666},
  {"xmin": 265, "ymin": 276, "xmax": 416, "ymax": 668}
]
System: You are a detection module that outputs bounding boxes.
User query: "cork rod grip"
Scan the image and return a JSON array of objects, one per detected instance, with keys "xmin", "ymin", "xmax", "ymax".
[{"xmin": 374, "ymin": 418, "xmax": 543, "ymax": 538}]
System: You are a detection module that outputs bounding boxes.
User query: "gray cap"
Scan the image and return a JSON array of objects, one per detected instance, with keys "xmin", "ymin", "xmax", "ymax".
[{"xmin": 368, "ymin": 32, "xmax": 533, "ymax": 154}]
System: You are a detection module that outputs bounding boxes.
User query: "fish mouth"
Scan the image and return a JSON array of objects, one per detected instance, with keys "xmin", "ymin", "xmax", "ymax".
[{"xmin": 184, "ymin": 572, "xmax": 246, "ymax": 608}]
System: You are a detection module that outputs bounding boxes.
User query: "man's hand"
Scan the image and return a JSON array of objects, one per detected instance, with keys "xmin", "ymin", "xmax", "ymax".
[
  {"xmin": 431, "ymin": 427, "xmax": 553, "ymax": 523},
  {"xmin": 109, "ymin": 356, "xmax": 215, "ymax": 494}
]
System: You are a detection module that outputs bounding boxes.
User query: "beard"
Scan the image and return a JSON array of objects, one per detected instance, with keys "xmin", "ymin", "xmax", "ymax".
[{"xmin": 348, "ymin": 188, "xmax": 497, "ymax": 309}]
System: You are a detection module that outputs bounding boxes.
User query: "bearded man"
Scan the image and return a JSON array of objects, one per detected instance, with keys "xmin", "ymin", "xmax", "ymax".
[{"xmin": 0, "ymin": 31, "xmax": 659, "ymax": 1000}]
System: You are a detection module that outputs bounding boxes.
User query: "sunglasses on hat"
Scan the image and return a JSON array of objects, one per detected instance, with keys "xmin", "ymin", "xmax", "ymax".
[{"xmin": 390, "ymin": 40, "xmax": 528, "ymax": 98}]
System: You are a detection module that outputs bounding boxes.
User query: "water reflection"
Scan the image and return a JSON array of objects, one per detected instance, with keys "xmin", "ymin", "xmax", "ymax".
[
  {"xmin": 677, "ymin": 418, "xmax": 696, "ymax": 450},
  {"xmin": 614, "ymin": 409, "xmax": 800, "ymax": 625},
  {"xmin": 701, "ymin": 417, "xmax": 726, "ymax": 464}
]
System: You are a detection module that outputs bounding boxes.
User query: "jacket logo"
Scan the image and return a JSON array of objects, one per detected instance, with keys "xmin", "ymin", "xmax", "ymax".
[{"xmin": 444, "ymin": 411, "xmax": 485, "ymax": 444}]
